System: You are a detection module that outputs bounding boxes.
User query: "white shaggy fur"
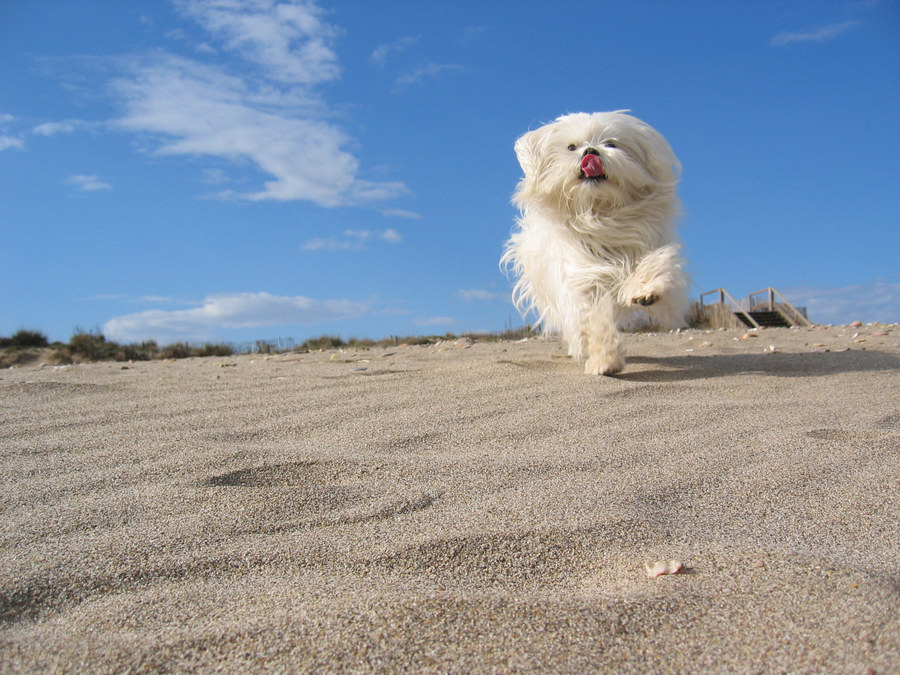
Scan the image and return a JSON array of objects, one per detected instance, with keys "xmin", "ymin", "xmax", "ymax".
[{"xmin": 502, "ymin": 111, "xmax": 689, "ymax": 375}]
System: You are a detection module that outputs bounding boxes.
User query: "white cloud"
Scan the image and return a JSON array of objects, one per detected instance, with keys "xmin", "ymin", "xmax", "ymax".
[
  {"xmin": 0, "ymin": 135, "xmax": 24, "ymax": 151},
  {"xmin": 458, "ymin": 288, "xmax": 506, "ymax": 302},
  {"xmin": 301, "ymin": 237, "xmax": 341, "ymax": 251},
  {"xmin": 393, "ymin": 63, "xmax": 463, "ymax": 91},
  {"xmin": 379, "ymin": 208, "xmax": 421, "ymax": 220},
  {"xmin": 66, "ymin": 174, "xmax": 113, "ymax": 191},
  {"xmin": 380, "ymin": 228, "xmax": 403, "ymax": 244},
  {"xmin": 103, "ymin": 291, "xmax": 368, "ymax": 343},
  {"xmin": 175, "ymin": 0, "xmax": 340, "ymax": 85},
  {"xmin": 164, "ymin": 27, "xmax": 187, "ymax": 41},
  {"xmin": 88, "ymin": 293, "xmax": 194, "ymax": 305},
  {"xmin": 460, "ymin": 25, "xmax": 489, "ymax": 44},
  {"xmin": 343, "ymin": 229, "xmax": 372, "ymax": 241},
  {"xmin": 414, "ymin": 316, "xmax": 458, "ymax": 327},
  {"xmin": 770, "ymin": 20, "xmax": 862, "ymax": 46},
  {"xmin": 32, "ymin": 119, "xmax": 86, "ymax": 136},
  {"xmin": 302, "ymin": 228, "xmax": 403, "ymax": 251},
  {"xmin": 782, "ymin": 279, "xmax": 900, "ymax": 325},
  {"xmin": 199, "ymin": 167, "xmax": 230, "ymax": 184},
  {"xmin": 109, "ymin": 1, "xmax": 407, "ymax": 206},
  {"xmin": 370, "ymin": 36, "xmax": 419, "ymax": 66},
  {"xmin": 0, "ymin": 115, "xmax": 23, "ymax": 150}
]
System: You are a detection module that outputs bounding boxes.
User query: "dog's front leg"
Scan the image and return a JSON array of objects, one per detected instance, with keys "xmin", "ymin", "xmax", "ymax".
[
  {"xmin": 583, "ymin": 295, "xmax": 624, "ymax": 376},
  {"xmin": 619, "ymin": 244, "xmax": 685, "ymax": 310}
]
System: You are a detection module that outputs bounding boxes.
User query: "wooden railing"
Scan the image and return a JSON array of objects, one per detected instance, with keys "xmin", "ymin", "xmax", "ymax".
[
  {"xmin": 700, "ymin": 288, "xmax": 759, "ymax": 328},
  {"xmin": 747, "ymin": 287, "xmax": 811, "ymax": 327},
  {"xmin": 701, "ymin": 287, "xmax": 810, "ymax": 328}
]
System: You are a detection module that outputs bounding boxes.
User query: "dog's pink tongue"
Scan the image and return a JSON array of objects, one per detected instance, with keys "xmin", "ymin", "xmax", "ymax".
[{"xmin": 581, "ymin": 154, "xmax": 605, "ymax": 177}]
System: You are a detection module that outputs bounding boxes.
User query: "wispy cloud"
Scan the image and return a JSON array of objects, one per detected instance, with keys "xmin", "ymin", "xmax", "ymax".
[
  {"xmin": 458, "ymin": 288, "xmax": 506, "ymax": 302},
  {"xmin": 89, "ymin": 293, "xmax": 197, "ymax": 305},
  {"xmin": 302, "ymin": 228, "xmax": 403, "ymax": 251},
  {"xmin": 108, "ymin": 0, "xmax": 406, "ymax": 206},
  {"xmin": 175, "ymin": 0, "xmax": 341, "ymax": 85},
  {"xmin": 66, "ymin": 174, "xmax": 113, "ymax": 191},
  {"xmin": 32, "ymin": 119, "xmax": 88, "ymax": 136},
  {"xmin": 103, "ymin": 291, "xmax": 368, "ymax": 343},
  {"xmin": 379, "ymin": 208, "xmax": 420, "ymax": 220},
  {"xmin": 770, "ymin": 20, "xmax": 862, "ymax": 46},
  {"xmin": 199, "ymin": 167, "xmax": 230, "ymax": 184},
  {"xmin": 414, "ymin": 316, "xmax": 459, "ymax": 327},
  {"xmin": 380, "ymin": 228, "xmax": 403, "ymax": 243},
  {"xmin": 460, "ymin": 25, "xmax": 489, "ymax": 44},
  {"xmin": 0, "ymin": 114, "xmax": 23, "ymax": 150},
  {"xmin": 0, "ymin": 135, "xmax": 24, "ymax": 151},
  {"xmin": 782, "ymin": 279, "xmax": 900, "ymax": 325},
  {"xmin": 370, "ymin": 36, "xmax": 419, "ymax": 66},
  {"xmin": 393, "ymin": 63, "xmax": 463, "ymax": 91}
]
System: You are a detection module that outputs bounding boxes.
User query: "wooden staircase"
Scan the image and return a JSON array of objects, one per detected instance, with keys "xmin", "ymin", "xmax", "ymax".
[
  {"xmin": 700, "ymin": 288, "xmax": 810, "ymax": 329},
  {"xmin": 735, "ymin": 310, "xmax": 790, "ymax": 328}
]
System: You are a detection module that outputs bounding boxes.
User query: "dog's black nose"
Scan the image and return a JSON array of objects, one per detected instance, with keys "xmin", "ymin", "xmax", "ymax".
[{"xmin": 583, "ymin": 148, "xmax": 600, "ymax": 158}]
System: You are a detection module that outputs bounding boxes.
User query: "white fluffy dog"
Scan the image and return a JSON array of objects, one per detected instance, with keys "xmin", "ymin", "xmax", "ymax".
[{"xmin": 502, "ymin": 111, "xmax": 689, "ymax": 375}]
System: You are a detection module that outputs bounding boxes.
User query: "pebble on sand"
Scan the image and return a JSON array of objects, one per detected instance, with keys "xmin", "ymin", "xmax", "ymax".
[{"xmin": 645, "ymin": 560, "xmax": 683, "ymax": 578}]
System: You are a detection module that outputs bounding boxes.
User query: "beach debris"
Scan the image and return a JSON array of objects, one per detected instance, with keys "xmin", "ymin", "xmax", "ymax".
[
  {"xmin": 849, "ymin": 320, "xmax": 863, "ymax": 328},
  {"xmin": 740, "ymin": 332, "xmax": 758, "ymax": 340},
  {"xmin": 349, "ymin": 367, "xmax": 368, "ymax": 373},
  {"xmin": 645, "ymin": 559, "xmax": 682, "ymax": 578},
  {"xmin": 765, "ymin": 345, "xmax": 777, "ymax": 353}
]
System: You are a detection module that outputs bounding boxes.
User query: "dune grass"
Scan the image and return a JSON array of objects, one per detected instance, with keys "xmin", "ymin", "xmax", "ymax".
[{"xmin": 3, "ymin": 303, "xmax": 730, "ymax": 368}]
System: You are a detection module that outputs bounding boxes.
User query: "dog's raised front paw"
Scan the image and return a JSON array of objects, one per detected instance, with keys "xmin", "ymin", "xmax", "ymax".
[{"xmin": 632, "ymin": 293, "xmax": 659, "ymax": 307}]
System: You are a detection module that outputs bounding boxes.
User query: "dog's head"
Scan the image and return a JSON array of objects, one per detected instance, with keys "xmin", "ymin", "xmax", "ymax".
[{"xmin": 513, "ymin": 111, "xmax": 680, "ymax": 218}]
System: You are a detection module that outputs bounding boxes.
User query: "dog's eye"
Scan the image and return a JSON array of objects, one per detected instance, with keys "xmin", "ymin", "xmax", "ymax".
[
  {"xmin": 567, "ymin": 144, "xmax": 577, "ymax": 151},
  {"xmin": 604, "ymin": 141, "xmax": 617, "ymax": 149}
]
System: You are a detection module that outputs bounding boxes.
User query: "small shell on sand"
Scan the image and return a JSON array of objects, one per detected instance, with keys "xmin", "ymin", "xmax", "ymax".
[{"xmin": 645, "ymin": 560, "xmax": 682, "ymax": 578}]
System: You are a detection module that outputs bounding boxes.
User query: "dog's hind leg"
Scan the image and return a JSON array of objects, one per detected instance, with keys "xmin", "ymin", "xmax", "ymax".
[{"xmin": 583, "ymin": 295, "xmax": 624, "ymax": 375}]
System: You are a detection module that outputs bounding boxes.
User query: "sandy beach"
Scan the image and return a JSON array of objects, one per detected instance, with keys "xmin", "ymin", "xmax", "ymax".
[{"xmin": 2, "ymin": 325, "xmax": 898, "ymax": 673}]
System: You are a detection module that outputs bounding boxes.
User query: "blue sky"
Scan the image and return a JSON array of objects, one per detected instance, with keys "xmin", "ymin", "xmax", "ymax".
[{"xmin": 2, "ymin": 0, "xmax": 898, "ymax": 345}]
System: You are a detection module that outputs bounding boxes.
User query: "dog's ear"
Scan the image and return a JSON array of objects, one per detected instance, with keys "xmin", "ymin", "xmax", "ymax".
[
  {"xmin": 514, "ymin": 129, "xmax": 543, "ymax": 178},
  {"xmin": 632, "ymin": 122, "xmax": 681, "ymax": 185}
]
